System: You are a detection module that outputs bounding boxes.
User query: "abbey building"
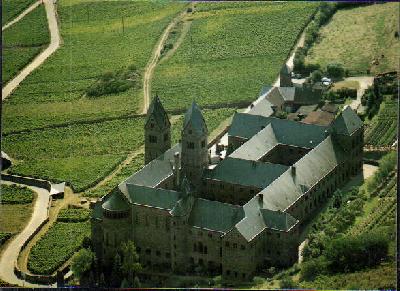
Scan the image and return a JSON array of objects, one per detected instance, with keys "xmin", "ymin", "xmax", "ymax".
[{"xmin": 91, "ymin": 79, "xmax": 364, "ymax": 280}]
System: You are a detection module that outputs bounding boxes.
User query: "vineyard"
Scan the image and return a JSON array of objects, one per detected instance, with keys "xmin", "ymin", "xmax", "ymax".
[
  {"xmin": 2, "ymin": 0, "xmax": 34, "ymax": 26},
  {"xmin": 28, "ymin": 221, "xmax": 91, "ymax": 275},
  {"xmin": 57, "ymin": 208, "xmax": 92, "ymax": 223},
  {"xmin": 152, "ymin": 2, "xmax": 317, "ymax": 111},
  {"xmin": 364, "ymin": 100, "xmax": 398, "ymax": 146},
  {"xmin": 347, "ymin": 172, "xmax": 397, "ymax": 237},
  {"xmin": 0, "ymin": 184, "xmax": 34, "ymax": 204},
  {"xmin": 2, "ymin": 4, "xmax": 49, "ymax": 85},
  {"xmin": 2, "ymin": 1, "xmax": 185, "ymax": 134}
]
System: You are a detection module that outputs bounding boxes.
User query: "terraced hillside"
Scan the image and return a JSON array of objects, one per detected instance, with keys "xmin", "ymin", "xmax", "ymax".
[
  {"xmin": 364, "ymin": 99, "xmax": 398, "ymax": 147},
  {"xmin": 152, "ymin": 2, "xmax": 318, "ymax": 110}
]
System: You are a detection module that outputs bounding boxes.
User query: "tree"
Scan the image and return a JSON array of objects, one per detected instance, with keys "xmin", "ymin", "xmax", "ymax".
[
  {"xmin": 71, "ymin": 248, "xmax": 95, "ymax": 281},
  {"xmin": 300, "ymin": 256, "xmax": 328, "ymax": 281},
  {"xmin": 310, "ymin": 70, "xmax": 323, "ymax": 83},
  {"xmin": 120, "ymin": 241, "xmax": 142, "ymax": 286},
  {"xmin": 110, "ymin": 253, "xmax": 122, "ymax": 287},
  {"xmin": 280, "ymin": 275, "xmax": 296, "ymax": 289},
  {"xmin": 326, "ymin": 63, "xmax": 344, "ymax": 79}
]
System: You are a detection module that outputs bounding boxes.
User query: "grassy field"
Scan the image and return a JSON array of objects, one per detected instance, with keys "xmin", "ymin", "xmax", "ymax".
[
  {"xmin": 1, "ymin": 0, "xmax": 35, "ymax": 26},
  {"xmin": 2, "ymin": 1, "xmax": 186, "ymax": 134},
  {"xmin": 364, "ymin": 99, "xmax": 398, "ymax": 146},
  {"xmin": 305, "ymin": 3, "xmax": 399, "ymax": 75},
  {"xmin": 152, "ymin": 2, "xmax": 317, "ymax": 111},
  {"xmin": 2, "ymin": 4, "xmax": 49, "ymax": 85}
]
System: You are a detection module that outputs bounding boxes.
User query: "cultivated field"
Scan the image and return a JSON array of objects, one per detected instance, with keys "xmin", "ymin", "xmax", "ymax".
[
  {"xmin": 152, "ymin": 2, "xmax": 317, "ymax": 110},
  {"xmin": 305, "ymin": 3, "xmax": 399, "ymax": 75},
  {"xmin": 2, "ymin": 4, "xmax": 49, "ymax": 85},
  {"xmin": 2, "ymin": 0, "xmax": 34, "ymax": 25},
  {"xmin": 365, "ymin": 99, "xmax": 398, "ymax": 146}
]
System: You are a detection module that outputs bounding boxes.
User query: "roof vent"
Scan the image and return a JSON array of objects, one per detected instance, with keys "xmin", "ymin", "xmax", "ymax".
[
  {"xmin": 258, "ymin": 194, "xmax": 263, "ymax": 203},
  {"xmin": 291, "ymin": 165, "xmax": 296, "ymax": 176}
]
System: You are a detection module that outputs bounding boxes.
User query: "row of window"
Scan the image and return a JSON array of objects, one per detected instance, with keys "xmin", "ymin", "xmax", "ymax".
[
  {"xmin": 137, "ymin": 247, "xmax": 171, "ymax": 259},
  {"xmin": 225, "ymin": 242, "xmax": 246, "ymax": 250},
  {"xmin": 148, "ymin": 133, "xmax": 169, "ymax": 144},
  {"xmin": 186, "ymin": 140, "xmax": 206, "ymax": 149}
]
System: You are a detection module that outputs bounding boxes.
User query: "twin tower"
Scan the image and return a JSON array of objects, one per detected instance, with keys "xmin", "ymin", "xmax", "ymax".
[{"xmin": 144, "ymin": 96, "xmax": 208, "ymax": 187}]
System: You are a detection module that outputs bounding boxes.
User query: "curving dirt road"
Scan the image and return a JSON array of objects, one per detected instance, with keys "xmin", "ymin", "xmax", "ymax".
[
  {"xmin": 2, "ymin": 0, "xmax": 60, "ymax": 100},
  {"xmin": 142, "ymin": 10, "xmax": 187, "ymax": 114},
  {"xmin": 0, "ymin": 182, "xmax": 54, "ymax": 288},
  {"xmin": 2, "ymin": 1, "xmax": 41, "ymax": 31}
]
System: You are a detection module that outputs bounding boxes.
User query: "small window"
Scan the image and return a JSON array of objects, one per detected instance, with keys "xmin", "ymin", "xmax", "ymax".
[
  {"xmin": 145, "ymin": 249, "xmax": 151, "ymax": 255},
  {"xmin": 188, "ymin": 142, "xmax": 195, "ymax": 149},
  {"xmin": 137, "ymin": 247, "xmax": 141, "ymax": 253},
  {"xmin": 226, "ymin": 270, "xmax": 231, "ymax": 276},
  {"xmin": 174, "ymin": 244, "xmax": 177, "ymax": 249},
  {"xmin": 240, "ymin": 245, "xmax": 245, "ymax": 250},
  {"xmin": 208, "ymin": 233, "xmax": 212, "ymax": 238},
  {"xmin": 189, "ymin": 129, "xmax": 192, "ymax": 134},
  {"xmin": 225, "ymin": 242, "xmax": 230, "ymax": 247},
  {"xmin": 204, "ymin": 246, "xmax": 208, "ymax": 254},
  {"xmin": 150, "ymin": 123, "xmax": 154, "ymax": 128},
  {"xmin": 233, "ymin": 243, "xmax": 237, "ymax": 249},
  {"xmin": 149, "ymin": 135, "xmax": 157, "ymax": 143},
  {"xmin": 166, "ymin": 252, "xmax": 171, "ymax": 258},
  {"xmin": 156, "ymin": 250, "xmax": 161, "ymax": 257},
  {"xmin": 201, "ymin": 140, "xmax": 206, "ymax": 148},
  {"xmin": 164, "ymin": 133, "xmax": 169, "ymax": 142}
]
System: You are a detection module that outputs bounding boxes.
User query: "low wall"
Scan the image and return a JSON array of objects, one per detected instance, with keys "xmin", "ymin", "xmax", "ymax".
[{"xmin": 1, "ymin": 174, "xmax": 51, "ymax": 192}]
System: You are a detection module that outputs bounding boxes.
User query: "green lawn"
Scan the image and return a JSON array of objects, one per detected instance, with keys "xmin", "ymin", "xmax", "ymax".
[
  {"xmin": 2, "ymin": 4, "xmax": 49, "ymax": 85},
  {"xmin": 152, "ymin": 2, "xmax": 317, "ymax": 111},
  {"xmin": 305, "ymin": 3, "xmax": 399, "ymax": 75}
]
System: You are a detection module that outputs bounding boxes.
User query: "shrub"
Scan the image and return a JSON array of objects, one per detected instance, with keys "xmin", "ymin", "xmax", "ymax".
[
  {"xmin": 86, "ymin": 65, "xmax": 140, "ymax": 98},
  {"xmin": 366, "ymin": 151, "xmax": 397, "ymax": 194},
  {"xmin": 71, "ymin": 248, "xmax": 95, "ymax": 280},
  {"xmin": 310, "ymin": 70, "xmax": 323, "ymax": 83},
  {"xmin": 0, "ymin": 232, "xmax": 12, "ymax": 246},
  {"xmin": 300, "ymin": 256, "xmax": 328, "ymax": 281},
  {"xmin": 57, "ymin": 208, "xmax": 92, "ymax": 222},
  {"xmin": 336, "ymin": 88, "xmax": 357, "ymax": 99},
  {"xmin": 325, "ymin": 230, "xmax": 389, "ymax": 273},
  {"xmin": 280, "ymin": 275, "xmax": 296, "ymax": 289},
  {"xmin": 326, "ymin": 63, "xmax": 344, "ymax": 79}
]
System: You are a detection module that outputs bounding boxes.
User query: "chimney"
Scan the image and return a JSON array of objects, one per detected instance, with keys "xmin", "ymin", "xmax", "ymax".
[
  {"xmin": 291, "ymin": 165, "xmax": 296, "ymax": 176},
  {"xmin": 174, "ymin": 152, "xmax": 180, "ymax": 188},
  {"xmin": 258, "ymin": 193, "xmax": 263, "ymax": 204}
]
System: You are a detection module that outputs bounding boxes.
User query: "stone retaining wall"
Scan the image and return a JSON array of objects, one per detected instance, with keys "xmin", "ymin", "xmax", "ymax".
[{"xmin": 1, "ymin": 174, "xmax": 51, "ymax": 192}]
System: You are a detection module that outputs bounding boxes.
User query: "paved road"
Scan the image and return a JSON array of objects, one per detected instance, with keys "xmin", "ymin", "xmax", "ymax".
[
  {"xmin": 0, "ymin": 182, "xmax": 54, "ymax": 287},
  {"xmin": 2, "ymin": 1, "xmax": 41, "ymax": 31},
  {"xmin": 2, "ymin": 0, "xmax": 60, "ymax": 100},
  {"xmin": 142, "ymin": 10, "xmax": 187, "ymax": 114}
]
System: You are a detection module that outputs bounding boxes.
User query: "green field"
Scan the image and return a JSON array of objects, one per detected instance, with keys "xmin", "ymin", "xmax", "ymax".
[
  {"xmin": 305, "ymin": 3, "xmax": 399, "ymax": 75},
  {"xmin": 364, "ymin": 99, "xmax": 398, "ymax": 146},
  {"xmin": 1, "ymin": 0, "xmax": 35, "ymax": 26},
  {"xmin": 152, "ymin": 2, "xmax": 317, "ymax": 111},
  {"xmin": 2, "ymin": 1, "xmax": 186, "ymax": 133},
  {"xmin": 2, "ymin": 4, "xmax": 49, "ymax": 85},
  {"xmin": 57, "ymin": 207, "xmax": 92, "ymax": 222},
  {"xmin": 28, "ymin": 221, "xmax": 91, "ymax": 275}
]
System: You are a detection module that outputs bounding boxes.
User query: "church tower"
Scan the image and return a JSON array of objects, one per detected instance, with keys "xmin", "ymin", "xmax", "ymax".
[
  {"xmin": 144, "ymin": 95, "xmax": 171, "ymax": 164},
  {"xmin": 280, "ymin": 64, "xmax": 293, "ymax": 87},
  {"xmin": 181, "ymin": 101, "xmax": 208, "ymax": 188}
]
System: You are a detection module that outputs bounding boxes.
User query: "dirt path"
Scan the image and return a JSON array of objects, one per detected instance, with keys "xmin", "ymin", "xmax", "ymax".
[
  {"xmin": 2, "ymin": 0, "xmax": 60, "ymax": 100},
  {"xmin": 0, "ymin": 182, "xmax": 54, "ymax": 288},
  {"xmin": 2, "ymin": 1, "xmax": 41, "ymax": 31},
  {"xmin": 347, "ymin": 76, "xmax": 374, "ymax": 112},
  {"xmin": 142, "ymin": 9, "xmax": 188, "ymax": 114}
]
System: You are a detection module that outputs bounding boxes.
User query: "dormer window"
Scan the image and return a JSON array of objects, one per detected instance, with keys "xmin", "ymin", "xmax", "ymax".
[
  {"xmin": 188, "ymin": 142, "xmax": 195, "ymax": 149},
  {"xmin": 150, "ymin": 123, "xmax": 154, "ymax": 128}
]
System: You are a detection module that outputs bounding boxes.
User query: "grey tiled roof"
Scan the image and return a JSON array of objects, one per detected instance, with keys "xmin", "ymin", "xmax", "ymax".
[
  {"xmin": 125, "ymin": 184, "xmax": 180, "ymax": 210},
  {"xmin": 146, "ymin": 95, "xmax": 170, "ymax": 127},
  {"xmin": 189, "ymin": 198, "xmax": 244, "ymax": 233},
  {"xmin": 102, "ymin": 189, "xmax": 130, "ymax": 212},
  {"xmin": 204, "ymin": 157, "xmax": 288, "ymax": 189},
  {"xmin": 332, "ymin": 106, "xmax": 363, "ymax": 135},
  {"xmin": 183, "ymin": 101, "xmax": 208, "ymax": 135}
]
